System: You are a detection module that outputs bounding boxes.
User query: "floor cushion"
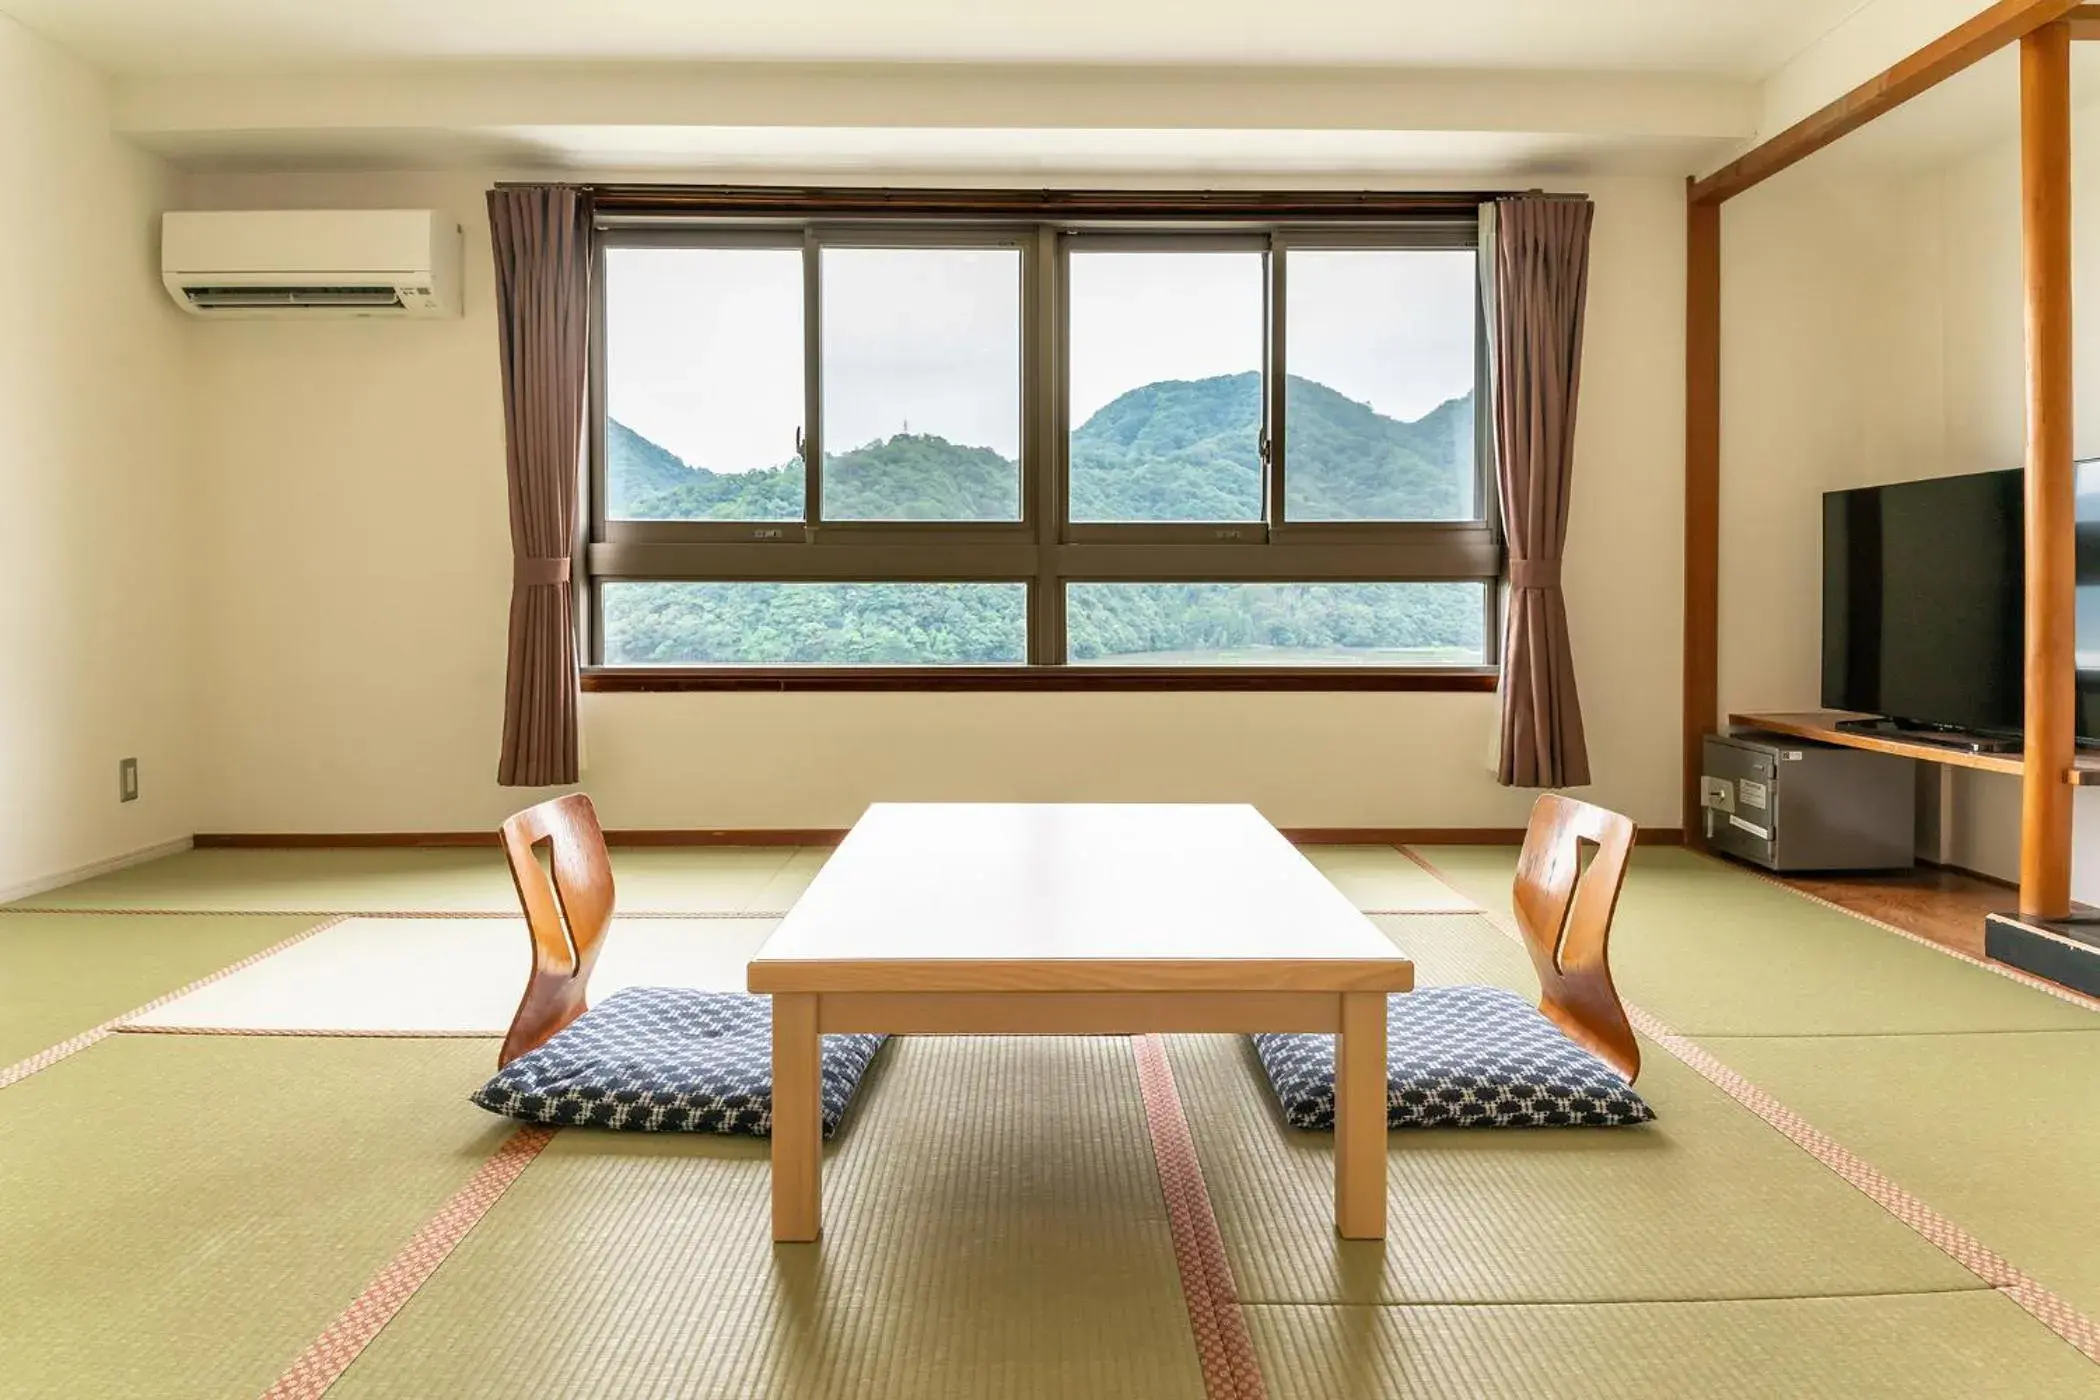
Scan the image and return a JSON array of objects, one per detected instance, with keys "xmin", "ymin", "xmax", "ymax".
[
  {"xmin": 1251, "ymin": 984, "xmax": 1655, "ymax": 1130},
  {"xmin": 471, "ymin": 986, "xmax": 886, "ymax": 1137}
]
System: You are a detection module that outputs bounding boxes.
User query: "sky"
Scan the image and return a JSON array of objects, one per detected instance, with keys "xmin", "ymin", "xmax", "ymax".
[{"xmin": 604, "ymin": 243, "xmax": 1476, "ymax": 474}]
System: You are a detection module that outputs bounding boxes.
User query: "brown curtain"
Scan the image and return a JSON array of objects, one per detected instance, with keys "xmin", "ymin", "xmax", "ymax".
[
  {"xmin": 489, "ymin": 186, "xmax": 590, "ymax": 787},
  {"xmin": 1488, "ymin": 195, "xmax": 1594, "ymax": 788}
]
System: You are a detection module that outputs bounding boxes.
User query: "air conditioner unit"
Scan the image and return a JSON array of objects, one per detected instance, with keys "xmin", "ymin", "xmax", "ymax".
[{"xmin": 160, "ymin": 209, "xmax": 463, "ymax": 319}]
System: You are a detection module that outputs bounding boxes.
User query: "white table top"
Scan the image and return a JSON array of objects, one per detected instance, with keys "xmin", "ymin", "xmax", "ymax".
[{"xmin": 748, "ymin": 803, "xmax": 1412, "ymax": 994}]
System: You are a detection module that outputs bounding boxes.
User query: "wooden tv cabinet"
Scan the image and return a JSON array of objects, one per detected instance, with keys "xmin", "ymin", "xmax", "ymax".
[{"xmin": 1728, "ymin": 711, "xmax": 2100, "ymax": 788}]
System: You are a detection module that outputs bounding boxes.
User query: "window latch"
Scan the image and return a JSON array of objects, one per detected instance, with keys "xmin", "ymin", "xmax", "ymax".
[{"xmin": 794, "ymin": 427, "xmax": 806, "ymax": 460}]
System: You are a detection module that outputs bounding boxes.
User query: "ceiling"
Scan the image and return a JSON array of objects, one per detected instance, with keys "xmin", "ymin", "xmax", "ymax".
[
  {"xmin": 5, "ymin": 0, "xmax": 1872, "ymax": 77},
  {"xmin": 156, "ymin": 125, "xmax": 1729, "ymax": 180}
]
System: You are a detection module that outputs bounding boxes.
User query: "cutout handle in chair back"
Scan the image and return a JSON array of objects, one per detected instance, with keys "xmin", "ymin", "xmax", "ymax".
[
  {"xmin": 498, "ymin": 793, "xmax": 614, "ymax": 1066},
  {"xmin": 1511, "ymin": 793, "xmax": 1640, "ymax": 1081}
]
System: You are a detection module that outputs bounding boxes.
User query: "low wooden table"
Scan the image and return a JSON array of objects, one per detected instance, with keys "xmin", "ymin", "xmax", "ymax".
[{"xmin": 747, "ymin": 802, "xmax": 1415, "ymax": 1243}]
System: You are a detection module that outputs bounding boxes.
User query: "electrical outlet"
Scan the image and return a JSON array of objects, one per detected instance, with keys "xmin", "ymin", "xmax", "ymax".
[{"xmin": 119, "ymin": 758, "xmax": 139, "ymax": 803}]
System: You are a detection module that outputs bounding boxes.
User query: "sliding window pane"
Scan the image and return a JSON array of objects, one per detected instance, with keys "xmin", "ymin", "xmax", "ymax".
[
  {"xmin": 602, "ymin": 582, "xmax": 1027, "ymax": 665},
  {"xmin": 821, "ymin": 247, "xmax": 1022, "ymax": 522},
  {"xmin": 1285, "ymin": 248, "xmax": 1477, "ymax": 521},
  {"xmin": 603, "ymin": 246, "xmax": 804, "ymax": 520},
  {"xmin": 1067, "ymin": 250, "xmax": 1265, "ymax": 523},
  {"xmin": 1066, "ymin": 582, "xmax": 1487, "ymax": 666}
]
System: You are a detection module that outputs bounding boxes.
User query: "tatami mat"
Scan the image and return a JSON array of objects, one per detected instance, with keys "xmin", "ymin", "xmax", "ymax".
[
  {"xmin": 1300, "ymin": 845, "xmax": 1479, "ymax": 911},
  {"xmin": 1710, "ymin": 1029, "xmax": 2100, "ymax": 1323},
  {"xmin": 0, "ymin": 911, "xmax": 324, "ymax": 1066},
  {"xmin": 1372, "ymin": 912, "xmax": 1535, "ymax": 993},
  {"xmin": 1415, "ymin": 847, "xmax": 2099, "ymax": 1037},
  {"xmin": 10, "ymin": 846, "xmax": 818, "ymax": 914},
  {"xmin": 0, "ymin": 1034, "xmax": 508, "ymax": 1400},
  {"xmin": 1247, "ymin": 1292, "xmax": 2100, "ymax": 1399},
  {"xmin": 16, "ymin": 843, "xmax": 1459, "ymax": 918},
  {"xmin": 326, "ymin": 1037, "xmax": 1209, "ymax": 1400},
  {"xmin": 127, "ymin": 916, "xmax": 777, "ymax": 1033},
  {"xmin": 1169, "ymin": 1027, "xmax": 1979, "ymax": 1305}
]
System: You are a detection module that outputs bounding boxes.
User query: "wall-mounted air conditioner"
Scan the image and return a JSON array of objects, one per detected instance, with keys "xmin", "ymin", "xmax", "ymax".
[{"xmin": 160, "ymin": 209, "xmax": 463, "ymax": 319}]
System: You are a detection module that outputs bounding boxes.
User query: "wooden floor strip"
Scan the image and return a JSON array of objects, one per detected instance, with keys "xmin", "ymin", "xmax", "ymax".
[
  {"xmin": 0, "ymin": 915, "xmax": 347, "ymax": 1090},
  {"xmin": 1133, "ymin": 1034, "xmax": 1268, "ymax": 1400},
  {"xmin": 1400, "ymin": 846, "xmax": 2100, "ymax": 1366},
  {"xmin": 260, "ymin": 1126, "xmax": 556, "ymax": 1400}
]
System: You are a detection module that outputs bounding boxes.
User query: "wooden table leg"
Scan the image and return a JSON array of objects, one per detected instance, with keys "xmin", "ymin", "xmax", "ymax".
[
  {"xmin": 771, "ymin": 992, "xmax": 822, "ymax": 1242},
  {"xmin": 1334, "ymin": 990, "xmax": 1388, "ymax": 1240}
]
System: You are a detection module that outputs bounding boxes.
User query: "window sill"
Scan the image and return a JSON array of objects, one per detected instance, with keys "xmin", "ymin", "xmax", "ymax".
[{"xmin": 582, "ymin": 666, "xmax": 1501, "ymax": 693}]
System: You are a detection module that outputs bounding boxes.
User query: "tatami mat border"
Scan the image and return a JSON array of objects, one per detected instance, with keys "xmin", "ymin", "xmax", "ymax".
[
  {"xmin": 0, "ymin": 915, "xmax": 350, "ymax": 1091},
  {"xmin": 260, "ymin": 1126, "xmax": 557, "ymax": 1400},
  {"xmin": 1134, "ymin": 1034, "xmax": 1267, "ymax": 1400},
  {"xmin": 1399, "ymin": 846, "xmax": 2100, "ymax": 1365}
]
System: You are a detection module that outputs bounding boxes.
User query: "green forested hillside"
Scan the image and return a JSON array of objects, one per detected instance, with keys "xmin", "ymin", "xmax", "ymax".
[
  {"xmin": 602, "ymin": 375, "xmax": 1486, "ymax": 664},
  {"xmin": 608, "ymin": 373, "xmax": 1470, "ymax": 524}
]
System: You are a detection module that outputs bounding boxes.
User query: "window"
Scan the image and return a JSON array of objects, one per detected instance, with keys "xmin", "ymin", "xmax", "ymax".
[
  {"xmin": 603, "ymin": 245, "xmax": 804, "ymax": 521},
  {"xmin": 1283, "ymin": 247, "xmax": 1478, "ymax": 522},
  {"xmin": 586, "ymin": 194, "xmax": 1499, "ymax": 687},
  {"xmin": 1066, "ymin": 583, "xmax": 1491, "ymax": 667},
  {"xmin": 603, "ymin": 582, "xmax": 1028, "ymax": 666},
  {"xmin": 820, "ymin": 246, "xmax": 1024, "ymax": 522},
  {"xmin": 1067, "ymin": 248, "xmax": 1266, "ymax": 523}
]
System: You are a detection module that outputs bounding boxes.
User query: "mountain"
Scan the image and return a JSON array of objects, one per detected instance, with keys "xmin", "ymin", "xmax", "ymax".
[
  {"xmin": 599, "ymin": 377, "xmax": 1485, "ymax": 664},
  {"xmin": 607, "ymin": 372, "xmax": 1471, "ymax": 524},
  {"xmin": 607, "ymin": 420, "xmax": 801, "ymax": 520},
  {"xmin": 1070, "ymin": 372, "xmax": 1470, "ymax": 521}
]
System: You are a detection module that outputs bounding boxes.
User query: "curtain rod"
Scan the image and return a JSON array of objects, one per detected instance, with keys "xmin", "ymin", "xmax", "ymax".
[{"xmin": 496, "ymin": 182, "xmax": 1567, "ymax": 221}]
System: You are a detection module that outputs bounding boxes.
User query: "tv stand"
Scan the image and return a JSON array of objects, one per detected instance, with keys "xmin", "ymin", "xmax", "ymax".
[
  {"xmin": 1727, "ymin": 711, "xmax": 2100, "ymax": 786},
  {"xmin": 1830, "ymin": 717, "xmax": 2023, "ymax": 756}
]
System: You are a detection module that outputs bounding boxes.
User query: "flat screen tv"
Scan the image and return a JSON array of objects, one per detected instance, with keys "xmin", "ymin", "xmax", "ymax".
[{"xmin": 1821, "ymin": 465, "xmax": 2100, "ymax": 743}]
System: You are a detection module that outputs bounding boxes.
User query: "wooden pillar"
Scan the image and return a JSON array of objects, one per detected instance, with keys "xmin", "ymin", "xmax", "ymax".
[
  {"xmin": 2020, "ymin": 19, "xmax": 2076, "ymax": 920},
  {"xmin": 1683, "ymin": 193, "xmax": 1722, "ymax": 842}
]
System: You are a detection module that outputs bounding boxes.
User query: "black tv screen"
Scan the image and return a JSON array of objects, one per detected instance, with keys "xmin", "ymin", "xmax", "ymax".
[{"xmin": 1822, "ymin": 470, "xmax": 2026, "ymax": 736}]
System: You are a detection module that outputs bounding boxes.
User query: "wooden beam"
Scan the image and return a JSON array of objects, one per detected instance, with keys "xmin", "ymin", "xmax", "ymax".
[
  {"xmin": 2069, "ymin": 5, "xmax": 2100, "ymax": 39},
  {"xmin": 1691, "ymin": 0, "xmax": 2082, "ymax": 205},
  {"xmin": 1683, "ymin": 193, "xmax": 1722, "ymax": 843},
  {"xmin": 2019, "ymin": 20, "xmax": 2077, "ymax": 921}
]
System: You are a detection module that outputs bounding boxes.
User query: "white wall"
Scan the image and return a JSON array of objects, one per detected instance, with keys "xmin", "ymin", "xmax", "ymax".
[
  {"xmin": 1907, "ymin": 90, "xmax": 2100, "ymax": 899},
  {"xmin": 1718, "ymin": 83, "xmax": 2100, "ymax": 897},
  {"xmin": 0, "ymin": 15, "xmax": 195, "ymax": 895},
  {"xmin": 1717, "ymin": 157, "xmax": 1947, "ymax": 733},
  {"xmin": 176, "ymin": 168, "xmax": 1687, "ymax": 835}
]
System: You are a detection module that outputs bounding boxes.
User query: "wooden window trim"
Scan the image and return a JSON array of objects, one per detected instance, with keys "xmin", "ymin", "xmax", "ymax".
[
  {"xmin": 583, "ymin": 186, "xmax": 1509, "ymax": 680},
  {"xmin": 582, "ymin": 666, "xmax": 1501, "ymax": 693}
]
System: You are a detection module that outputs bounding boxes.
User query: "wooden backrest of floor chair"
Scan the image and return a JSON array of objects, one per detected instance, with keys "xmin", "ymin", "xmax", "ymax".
[
  {"xmin": 498, "ymin": 793, "xmax": 615, "ymax": 1067},
  {"xmin": 1511, "ymin": 793, "xmax": 1641, "ymax": 1081}
]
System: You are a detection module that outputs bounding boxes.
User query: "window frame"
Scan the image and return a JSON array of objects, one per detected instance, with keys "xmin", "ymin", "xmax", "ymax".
[{"xmin": 583, "ymin": 199, "xmax": 1504, "ymax": 691}]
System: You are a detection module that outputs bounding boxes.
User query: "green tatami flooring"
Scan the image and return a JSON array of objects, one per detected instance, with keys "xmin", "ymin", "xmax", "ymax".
[
  {"xmin": 1411, "ymin": 843, "xmax": 2100, "ymax": 1329},
  {"xmin": 0, "ymin": 911, "xmax": 322, "ymax": 1066},
  {"xmin": 0, "ymin": 1034, "xmax": 509, "ymax": 1400},
  {"xmin": 0, "ymin": 846, "xmax": 2091, "ymax": 1396},
  {"xmin": 1711, "ymin": 1029, "xmax": 2100, "ymax": 1321},
  {"xmin": 7, "ymin": 845, "xmax": 825, "ymax": 914},
  {"xmin": 1415, "ymin": 845, "xmax": 2096, "ymax": 1037}
]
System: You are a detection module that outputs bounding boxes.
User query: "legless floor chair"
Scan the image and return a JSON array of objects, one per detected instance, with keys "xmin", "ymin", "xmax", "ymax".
[
  {"xmin": 471, "ymin": 794, "xmax": 885, "ymax": 1137},
  {"xmin": 1254, "ymin": 793, "xmax": 1654, "ymax": 1129}
]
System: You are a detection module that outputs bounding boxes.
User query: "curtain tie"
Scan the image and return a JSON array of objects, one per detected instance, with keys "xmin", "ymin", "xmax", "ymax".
[
  {"xmin": 1510, "ymin": 557, "xmax": 1563, "ymax": 589},
  {"xmin": 514, "ymin": 556, "xmax": 572, "ymax": 587}
]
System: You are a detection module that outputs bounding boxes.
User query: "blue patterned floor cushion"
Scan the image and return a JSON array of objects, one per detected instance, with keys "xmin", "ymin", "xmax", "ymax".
[
  {"xmin": 1251, "ymin": 984, "xmax": 1654, "ymax": 1130},
  {"xmin": 472, "ymin": 987, "xmax": 886, "ymax": 1137}
]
